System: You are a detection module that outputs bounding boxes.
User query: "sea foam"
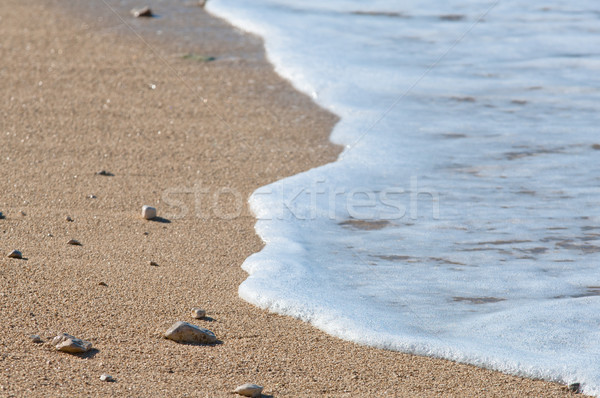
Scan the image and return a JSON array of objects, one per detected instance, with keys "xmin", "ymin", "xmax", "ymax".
[{"xmin": 207, "ymin": 0, "xmax": 600, "ymax": 394}]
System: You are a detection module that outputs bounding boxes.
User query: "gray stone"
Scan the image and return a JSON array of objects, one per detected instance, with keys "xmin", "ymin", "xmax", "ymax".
[
  {"xmin": 568, "ymin": 383, "xmax": 581, "ymax": 393},
  {"xmin": 52, "ymin": 333, "xmax": 92, "ymax": 354},
  {"xmin": 30, "ymin": 335, "xmax": 43, "ymax": 344},
  {"xmin": 142, "ymin": 205, "xmax": 157, "ymax": 220},
  {"xmin": 67, "ymin": 239, "xmax": 82, "ymax": 246},
  {"xmin": 191, "ymin": 308, "xmax": 206, "ymax": 319},
  {"xmin": 100, "ymin": 374, "xmax": 114, "ymax": 382},
  {"xmin": 164, "ymin": 321, "xmax": 217, "ymax": 344},
  {"xmin": 131, "ymin": 6, "xmax": 153, "ymax": 17},
  {"xmin": 234, "ymin": 383, "xmax": 263, "ymax": 397},
  {"xmin": 95, "ymin": 170, "xmax": 114, "ymax": 176},
  {"xmin": 7, "ymin": 250, "xmax": 22, "ymax": 259}
]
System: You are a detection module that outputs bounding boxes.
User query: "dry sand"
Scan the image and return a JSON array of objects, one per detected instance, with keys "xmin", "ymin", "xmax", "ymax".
[{"xmin": 0, "ymin": 1, "xmax": 584, "ymax": 396}]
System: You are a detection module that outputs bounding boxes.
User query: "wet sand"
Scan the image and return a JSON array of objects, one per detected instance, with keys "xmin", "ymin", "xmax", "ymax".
[{"xmin": 0, "ymin": 1, "xmax": 583, "ymax": 396}]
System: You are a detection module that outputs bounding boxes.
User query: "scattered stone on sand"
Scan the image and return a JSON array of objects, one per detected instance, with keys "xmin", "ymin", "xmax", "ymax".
[
  {"xmin": 99, "ymin": 374, "xmax": 114, "ymax": 382},
  {"xmin": 0, "ymin": 211, "xmax": 4, "ymax": 219},
  {"xmin": 164, "ymin": 321, "xmax": 217, "ymax": 344},
  {"xmin": 7, "ymin": 250, "xmax": 22, "ymax": 259},
  {"xmin": 30, "ymin": 335, "xmax": 43, "ymax": 344},
  {"xmin": 47, "ymin": 233, "xmax": 53, "ymax": 237},
  {"xmin": 88, "ymin": 194, "xmax": 97, "ymax": 199},
  {"xmin": 67, "ymin": 239, "xmax": 82, "ymax": 246},
  {"xmin": 66, "ymin": 216, "xmax": 73, "ymax": 222},
  {"xmin": 191, "ymin": 308, "xmax": 206, "ymax": 319},
  {"xmin": 131, "ymin": 6, "xmax": 153, "ymax": 18},
  {"xmin": 98, "ymin": 282, "xmax": 108, "ymax": 287},
  {"xmin": 511, "ymin": 99, "xmax": 528, "ymax": 105},
  {"xmin": 234, "ymin": 383, "xmax": 263, "ymax": 397},
  {"xmin": 568, "ymin": 383, "xmax": 581, "ymax": 393},
  {"xmin": 20, "ymin": 211, "xmax": 26, "ymax": 216},
  {"xmin": 149, "ymin": 261, "xmax": 159, "ymax": 267},
  {"xmin": 95, "ymin": 170, "xmax": 114, "ymax": 176},
  {"xmin": 142, "ymin": 205, "xmax": 157, "ymax": 220},
  {"xmin": 52, "ymin": 333, "xmax": 92, "ymax": 354}
]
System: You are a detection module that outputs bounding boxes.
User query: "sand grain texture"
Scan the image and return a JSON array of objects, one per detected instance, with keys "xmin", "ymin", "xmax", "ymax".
[{"xmin": 0, "ymin": 1, "xmax": 583, "ymax": 396}]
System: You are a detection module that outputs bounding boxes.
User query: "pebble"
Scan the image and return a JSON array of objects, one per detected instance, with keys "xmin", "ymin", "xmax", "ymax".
[
  {"xmin": 52, "ymin": 333, "xmax": 92, "ymax": 354},
  {"xmin": 7, "ymin": 250, "xmax": 22, "ymax": 259},
  {"xmin": 95, "ymin": 170, "xmax": 114, "ymax": 176},
  {"xmin": 67, "ymin": 239, "xmax": 82, "ymax": 246},
  {"xmin": 568, "ymin": 383, "xmax": 581, "ymax": 393},
  {"xmin": 30, "ymin": 335, "xmax": 43, "ymax": 344},
  {"xmin": 66, "ymin": 216, "xmax": 73, "ymax": 222},
  {"xmin": 88, "ymin": 194, "xmax": 97, "ymax": 199},
  {"xmin": 142, "ymin": 205, "xmax": 157, "ymax": 220},
  {"xmin": 164, "ymin": 321, "xmax": 217, "ymax": 344},
  {"xmin": 99, "ymin": 374, "xmax": 114, "ymax": 382},
  {"xmin": 20, "ymin": 211, "xmax": 26, "ymax": 216},
  {"xmin": 98, "ymin": 282, "xmax": 108, "ymax": 286},
  {"xmin": 131, "ymin": 6, "xmax": 153, "ymax": 17},
  {"xmin": 234, "ymin": 383, "xmax": 263, "ymax": 398},
  {"xmin": 149, "ymin": 261, "xmax": 159, "ymax": 267},
  {"xmin": 191, "ymin": 308, "xmax": 206, "ymax": 319},
  {"xmin": 0, "ymin": 211, "xmax": 4, "ymax": 219}
]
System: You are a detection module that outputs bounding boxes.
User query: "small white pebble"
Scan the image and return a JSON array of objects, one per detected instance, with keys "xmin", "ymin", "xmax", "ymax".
[
  {"xmin": 142, "ymin": 205, "xmax": 157, "ymax": 220},
  {"xmin": 234, "ymin": 383, "xmax": 263, "ymax": 397},
  {"xmin": 191, "ymin": 308, "xmax": 206, "ymax": 319},
  {"xmin": 100, "ymin": 374, "xmax": 114, "ymax": 382}
]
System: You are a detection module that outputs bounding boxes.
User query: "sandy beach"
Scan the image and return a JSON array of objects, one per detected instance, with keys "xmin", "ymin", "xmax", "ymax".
[{"xmin": 0, "ymin": 1, "xmax": 583, "ymax": 396}]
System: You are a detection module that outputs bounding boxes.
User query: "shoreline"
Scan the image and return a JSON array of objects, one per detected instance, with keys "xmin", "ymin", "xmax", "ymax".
[{"xmin": 0, "ymin": 1, "xmax": 582, "ymax": 396}]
